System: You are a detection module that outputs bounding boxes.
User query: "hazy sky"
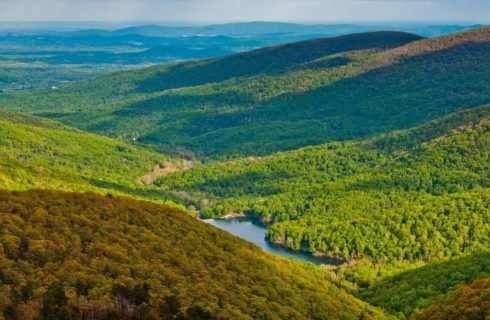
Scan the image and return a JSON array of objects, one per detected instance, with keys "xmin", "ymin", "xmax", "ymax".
[{"xmin": 0, "ymin": 0, "xmax": 489, "ymax": 23}]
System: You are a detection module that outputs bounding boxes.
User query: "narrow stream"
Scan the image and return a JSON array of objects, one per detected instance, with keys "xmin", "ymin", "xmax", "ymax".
[{"xmin": 203, "ymin": 218, "xmax": 341, "ymax": 266}]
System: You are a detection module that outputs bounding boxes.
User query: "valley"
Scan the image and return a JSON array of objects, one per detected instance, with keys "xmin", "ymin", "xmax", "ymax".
[
  {"xmin": 2, "ymin": 27, "xmax": 490, "ymax": 159},
  {"xmin": 0, "ymin": 20, "xmax": 489, "ymax": 319},
  {"xmin": 2, "ymin": 22, "xmax": 476, "ymax": 94}
]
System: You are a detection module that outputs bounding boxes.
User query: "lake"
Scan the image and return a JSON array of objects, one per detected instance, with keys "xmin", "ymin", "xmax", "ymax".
[{"xmin": 203, "ymin": 218, "xmax": 341, "ymax": 266}]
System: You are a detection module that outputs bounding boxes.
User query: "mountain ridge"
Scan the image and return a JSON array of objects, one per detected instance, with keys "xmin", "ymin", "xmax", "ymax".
[
  {"xmin": 0, "ymin": 30, "xmax": 439, "ymax": 156},
  {"xmin": 63, "ymin": 22, "xmax": 482, "ymax": 38}
]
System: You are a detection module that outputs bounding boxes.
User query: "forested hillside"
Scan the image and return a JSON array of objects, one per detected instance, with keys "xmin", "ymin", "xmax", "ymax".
[
  {"xmin": 1, "ymin": 24, "xmax": 490, "ymax": 320},
  {"xmin": 0, "ymin": 110, "xmax": 177, "ymax": 202},
  {"xmin": 158, "ymin": 104, "xmax": 490, "ymax": 274},
  {"xmin": 0, "ymin": 31, "xmax": 421, "ymax": 157},
  {"xmin": 411, "ymin": 276, "xmax": 490, "ymax": 320},
  {"xmin": 0, "ymin": 189, "xmax": 389, "ymax": 320},
  {"xmin": 360, "ymin": 251, "xmax": 490, "ymax": 318},
  {"xmin": 2, "ymin": 27, "xmax": 490, "ymax": 157}
]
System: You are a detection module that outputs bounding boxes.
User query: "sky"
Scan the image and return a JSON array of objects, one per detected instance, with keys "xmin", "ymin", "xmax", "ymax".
[{"xmin": 0, "ymin": 0, "xmax": 489, "ymax": 24}]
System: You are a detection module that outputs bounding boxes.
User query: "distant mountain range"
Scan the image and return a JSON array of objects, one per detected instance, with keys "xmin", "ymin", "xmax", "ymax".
[{"xmin": 63, "ymin": 22, "xmax": 483, "ymax": 38}]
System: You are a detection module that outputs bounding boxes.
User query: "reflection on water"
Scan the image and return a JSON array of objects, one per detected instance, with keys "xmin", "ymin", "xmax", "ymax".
[{"xmin": 203, "ymin": 218, "xmax": 341, "ymax": 266}]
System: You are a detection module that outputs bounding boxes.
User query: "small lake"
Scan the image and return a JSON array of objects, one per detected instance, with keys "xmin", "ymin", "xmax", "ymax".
[{"xmin": 203, "ymin": 218, "xmax": 341, "ymax": 266}]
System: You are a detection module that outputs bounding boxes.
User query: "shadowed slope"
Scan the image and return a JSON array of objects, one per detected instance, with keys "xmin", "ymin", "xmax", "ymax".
[{"xmin": 2, "ymin": 28, "xmax": 490, "ymax": 158}]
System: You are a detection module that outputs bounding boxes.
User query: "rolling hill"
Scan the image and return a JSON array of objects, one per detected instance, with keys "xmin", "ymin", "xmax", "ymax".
[
  {"xmin": 1, "ymin": 25, "xmax": 490, "ymax": 320},
  {"xmin": 157, "ymin": 104, "xmax": 490, "ymax": 275},
  {"xmin": 2, "ymin": 27, "xmax": 490, "ymax": 158},
  {"xmin": 0, "ymin": 31, "xmax": 423, "ymax": 157},
  {"xmin": 0, "ymin": 109, "xmax": 179, "ymax": 202},
  {"xmin": 0, "ymin": 189, "xmax": 389, "ymax": 320}
]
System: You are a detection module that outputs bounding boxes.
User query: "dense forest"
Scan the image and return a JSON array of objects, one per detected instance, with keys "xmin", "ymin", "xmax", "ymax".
[
  {"xmin": 158, "ymin": 104, "xmax": 490, "ymax": 284},
  {"xmin": 0, "ymin": 106, "xmax": 490, "ymax": 319},
  {"xmin": 1, "ymin": 28, "xmax": 490, "ymax": 157},
  {"xmin": 360, "ymin": 251, "xmax": 490, "ymax": 318},
  {"xmin": 1, "ymin": 24, "xmax": 490, "ymax": 320},
  {"xmin": 411, "ymin": 276, "xmax": 490, "ymax": 320},
  {"xmin": 0, "ymin": 189, "xmax": 388, "ymax": 320}
]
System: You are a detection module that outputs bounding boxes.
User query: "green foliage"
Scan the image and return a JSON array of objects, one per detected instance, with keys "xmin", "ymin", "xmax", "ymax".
[
  {"xmin": 0, "ymin": 109, "xmax": 181, "ymax": 203},
  {"xmin": 411, "ymin": 276, "xmax": 490, "ymax": 320},
  {"xmin": 0, "ymin": 189, "xmax": 388, "ymax": 320},
  {"xmin": 1, "ymin": 27, "xmax": 490, "ymax": 320},
  {"xmin": 0, "ymin": 61, "xmax": 124, "ymax": 94},
  {"xmin": 360, "ymin": 252, "xmax": 490, "ymax": 318},
  {"xmin": 0, "ymin": 31, "xmax": 435, "ymax": 158},
  {"xmin": 2, "ymin": 28, "xmax": 490, "ymax": 158},
  {"xmin": 158, "ymin": 104, "xmax": 490, "ymax": 264}
]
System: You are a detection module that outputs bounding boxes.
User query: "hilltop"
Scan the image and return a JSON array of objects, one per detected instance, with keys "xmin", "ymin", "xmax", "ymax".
[{"xmin": 0, "ymin": 189, "xmax": 389, "ymax": 320}]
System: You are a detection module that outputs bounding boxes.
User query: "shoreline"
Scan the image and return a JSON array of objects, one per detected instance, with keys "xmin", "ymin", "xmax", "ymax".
[
  {"xmin": 269, "ymin": 239, "xmax": 345, "ymax": 265},
  {"xmin": 221, "ymin": 212, "xmax": 247, "ymax": 219},
  {"xmin": 205, "ymin": 214, "xmax": 345, "ymax": 266}
]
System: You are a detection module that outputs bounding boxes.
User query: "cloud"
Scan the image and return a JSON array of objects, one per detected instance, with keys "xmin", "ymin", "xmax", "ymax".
[{"xmin": 0, "ymin": 0, "xmax": 488, "ymax": 22}]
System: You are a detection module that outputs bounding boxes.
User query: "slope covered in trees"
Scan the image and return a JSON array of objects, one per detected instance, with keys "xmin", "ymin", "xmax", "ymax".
[
  {"xmin": 0, "ymin": 110, "xmax": 177, "ymax": 202},
  {"xmin": 158, "ymin": 104, "xmax": 490, "ymax": 266},
  {"xmin": 2, "ymin": 27, "xmax": 490, "ymax": 158},
  {"xmin": 0, "ymin": 31, "xmax": 420, "ymax": 110},
  {"xmin": 0, "ymin": 189, "xmax": 389, "ymax": 320},
  {"xmin": 360, "ymin": 251, "xmax": 490, "ymax": 318},
  {"xmin": 1, "ymin": 26, "xmax": 490, "ymax": 320},
  {"xmin": 411, "ymin": 276, "xmax": 490, "ymax": 320},
  {"xmin": 0, "ymin": 32, "xmax": 423, "ymax": 156}
]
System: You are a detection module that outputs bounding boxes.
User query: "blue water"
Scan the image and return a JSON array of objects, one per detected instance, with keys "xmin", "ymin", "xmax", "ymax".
[{"xmin": 203, "ymin": 218, "xmax": 341, "ymax": 266}]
